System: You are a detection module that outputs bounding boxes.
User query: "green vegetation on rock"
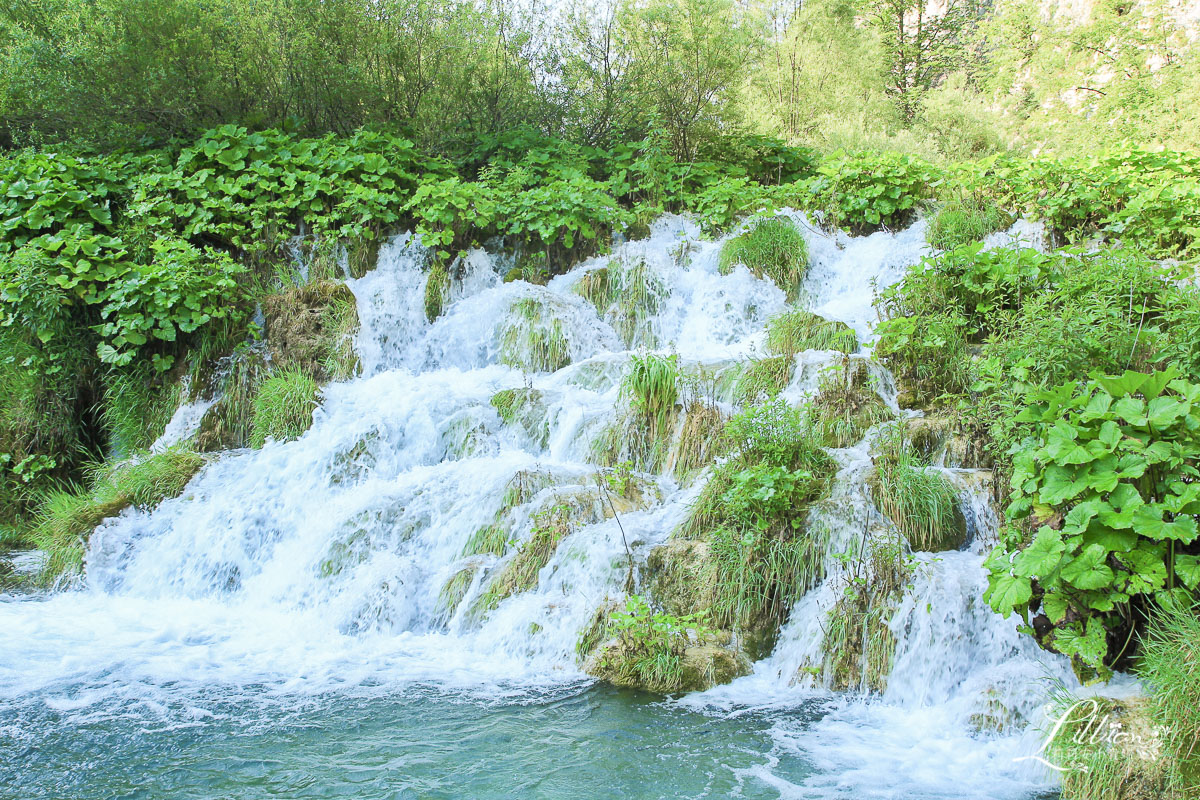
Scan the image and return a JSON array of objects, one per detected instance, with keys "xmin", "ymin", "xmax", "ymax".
[
  {"xmin": 250, "ymin": 368, "xmax": 320, "ymax": 448},
  {"xmin": 719, "ymin": 217, "xmax": 809, "ymax": 299}
]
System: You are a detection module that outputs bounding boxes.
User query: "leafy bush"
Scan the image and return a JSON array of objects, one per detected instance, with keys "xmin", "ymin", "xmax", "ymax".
[
  {"xmin": 801, "ymin": 151, "xmax": 939, "ymax": 233},
  {"xmin": 597, "ymin": 594, "xmax": 712, "ymax": 693},
  {"xmin": 985, "ymin": 370, "xmax": 1200, "ymax": 677},
  {"xmin": 250, "ymin": 368, "xmax": 320, "ymax": 447},
  {"xmin": 718, "ymin": 216, "xmax": 809, "ymax": 299}
]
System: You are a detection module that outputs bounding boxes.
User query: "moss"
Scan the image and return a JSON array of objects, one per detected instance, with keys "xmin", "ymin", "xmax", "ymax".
[
  {"xmin": 809, "ymin": 360, "xmax": 895, "ymax": 448},
  {"xmin": 424, "ymin": 260, "xmax": 450, "ymax": 322},
  {"xmin": 732, "ymin": 356, "xmax": 795, "ymax": 406},
  {"xmin": 927, "ymin": 196, "xmax": 1011, "ymax": 251},
  {"xmin": 765, "ymin": 308, "xmax": 858, "ymax": 356},
  {"xmin": 344, "ymin": 234, "xmax": 382, "ymax": 280},
  {"xmin": 249, "ymin": 367, "xmax": 320, "ymax": 448},
  {"xmin": 719, "ymin": 217, "xmax": 810, "ymax": 300},
  {"xmin": 260, "ymin": 280, "xmax": 360, "ymax": 383},
  {"xmin": 31, "ymin": 447, "xmax": 206, "ymax": 582},
  {"xmin": 490, "ymin": 387, "xmax": 550, "ymax": 449},
  {"xmin": 498, "ymin": 298, "xmax": 572, "ymax": 373},
  {"xmin": 576, "ymin": 600, "xmax": 620, "ymax": 663},
  {"xmin": 869, "ymin": 429, "xmax": 965, "ymax": 552}
]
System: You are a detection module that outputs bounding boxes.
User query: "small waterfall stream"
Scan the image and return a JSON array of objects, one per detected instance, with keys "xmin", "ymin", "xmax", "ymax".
[{"xmin": 0, "ymin": 214, "xmax": 1074, "ymax": 798}]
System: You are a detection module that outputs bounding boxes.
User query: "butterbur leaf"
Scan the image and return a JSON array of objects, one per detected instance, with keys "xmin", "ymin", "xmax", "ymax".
[
  {"xmin": 1113, "ymin": 396, "xmax": 1147, "ymax": 425},
  {"xmin": 1015, "ymin": 526, "xmax": 1067, "ymax": 578},
  {"xmin": 1061, "ymin": 543, "xmax": 1115, "ymax": 590},
  {"xmin": 1094, "ymin": 370, "xmax": 1148, "ymax": 399},
  {"xmin": 1052, "ymin": 618, "xmax": 1110, "ymax": 672},
  {"xmin": 985, "ymin": 573, "xmax": 1033, "ymax": 614},
  {"xmin": 1174, "ymin": 554, "xmax": 1200, "ymax": 590}
]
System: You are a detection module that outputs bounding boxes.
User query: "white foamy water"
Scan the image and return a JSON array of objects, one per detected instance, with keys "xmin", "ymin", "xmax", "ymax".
[{"xmin": 0, "ymin": 214, "xmax": 1071, "ymax": 797}]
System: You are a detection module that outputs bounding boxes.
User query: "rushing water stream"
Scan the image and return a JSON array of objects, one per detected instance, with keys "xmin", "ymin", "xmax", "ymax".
[{"xmin": 1, "ymin": 214, "xmax": 1073, "ymax": 798}]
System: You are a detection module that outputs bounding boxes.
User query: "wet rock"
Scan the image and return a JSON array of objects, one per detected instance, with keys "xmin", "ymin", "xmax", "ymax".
[{"xmin": 585, "ymin": 634, "xmax": 751, "ymax": 694}]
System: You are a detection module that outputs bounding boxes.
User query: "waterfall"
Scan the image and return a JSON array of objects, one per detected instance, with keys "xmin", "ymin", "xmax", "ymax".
[{"xmin": 0, "ymin": 214, "xmax": 1073, "ymax": 797}]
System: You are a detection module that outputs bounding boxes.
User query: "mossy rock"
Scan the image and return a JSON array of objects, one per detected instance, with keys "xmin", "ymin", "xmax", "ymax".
[
  {"xmin": 586, "ymin": 637, "xmax": 750, "ymax": 694},
  {"xmin": 260, "ymin": 280, "xmax": 360, "ymax": 383},
  {"xmin": 645, "ymin": 539, "xmax": 719, "ymax": 619},
  {"xmin": 810, "ymin": 363, "xmax": 895, "ymax": 448},
  {"xmin": 491, "ymin": 387, "xmax": 551, "ymax": 449}
]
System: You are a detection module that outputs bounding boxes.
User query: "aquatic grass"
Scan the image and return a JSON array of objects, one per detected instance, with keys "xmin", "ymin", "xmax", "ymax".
[
  {"xmin": 424, "ymin": 260, "xmax": 450, "ymax": 323},
  {"xmin": 437, "ymin": 564, "xmax": 479, "ymax": 619},
  {"xmin": 732, "ymin": 355, "xmax": 795, "ymax": 406},
  {"xmin": 319, "ymin": 291, "xmax": 361, "ymax": 381},
  {"xmin": 250, "ymin": 367, "xmax": 320, "ymax": 448},
  {"xmin": 31, "ymin": 447, "xmax": 206, "ymax": 581},
  {"xmin": 1139, "ymin": 601, "xmax": 1200, "ymax": 790},
  {"xmin": 472, "ymin": 504, "xmax": 574, "ymax": 616},
  {"xmin": 927, "ymin": 196, "xmax": 1011, "ymax": 251},
  {"xmin": 621, "ymin": 352, "xmax": 679, "ymax": 435},
  {"xmin": 498, "ymin": 298, "xmax": 572, "ymax": 373},
  {"xmin": 765, "ymin": 308, "xmax": 858, "ymax": 356},
  {"xmin": 1044, "ymin": 692, "xmax": 1185, "ymax": 800},
  {"xmin": 870, "ymin": 429, "xmax": 962, "ymax": 552},
  {"xmin": 195, "ymin": 345, "xmax": 269, "ymax": 451},
  {"xmin": 489, "ymin": 388, "xmax": 549, "ymax": 448},
  {"xmin": 670, "ymin": 402, "xmax": 729, "ymax": 483},
  {"xmin": 462, "ymin": 523, "xmax": 512, "ymax": 558},
  {"xmin": 718, "ymin": 217, "xmax": 809, "ymax": 300}
]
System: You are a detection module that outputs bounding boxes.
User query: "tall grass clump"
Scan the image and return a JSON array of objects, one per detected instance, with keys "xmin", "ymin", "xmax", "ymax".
[
  {"xmin": 101, "ymin": 363, "xmax": 183, "ymax": 457},
  {"xmin": 1139, "ymin": 601, "xmax": 1200, "ymax": 791},
  {"xmin": 765, "ymin": 307, "xmax": 858, "ymax": 356},
  {"xmin": 250, "ymin": 368, "xmax": 320, "ymax": 447},
  {"xmin": 719, "ymin": 217, "xmax": 810, "ymax": 300},
  {"xmin": 870, "ymin": 428, "xmax": 963, "ymax": 552},
  {"xmin": 424, "ymin": 261, "xmax": 450, "ymax": 322},
  {"xmin": 927, "ymin": 196, "xmax": 1011, "ymax": 250},
  {"xmin": 622, "ymin": 352, "xmax": 680, "ymax": 436},
  {"xmin": 809, "ymin": 359, "xmax": 894, "ymax": 448},
  {"xmin": 31, "ymin": 447, "xmax": 206, "ymax": 580}
]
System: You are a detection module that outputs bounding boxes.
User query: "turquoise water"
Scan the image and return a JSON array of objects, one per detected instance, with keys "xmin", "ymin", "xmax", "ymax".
[{"xmin": 2, "ymin": 683, "xmax": 823, "ymax": 799}]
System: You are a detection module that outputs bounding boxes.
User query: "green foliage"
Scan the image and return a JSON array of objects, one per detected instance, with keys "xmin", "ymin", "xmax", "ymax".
[
  {"xmin": 765, "ymin": 308, "xmax": 858, "ymax": 357},
  {"xmin": 801, "ymin": 152, "xmax": 938, "ymax": 232},
  {"xmin": 927, "ymin": 196, "xmax": 1011, "ymax": 250},
  {"xmin": 250, "ymin": 368, "xmax": 320, "ymax": 448},
  {"xmin": 985, "ymin": 371, "xmax": 1200, "ymax": 677},
  {"xmin": 718, "ymin": 217, "xmax": 809, "ymax": 299}
]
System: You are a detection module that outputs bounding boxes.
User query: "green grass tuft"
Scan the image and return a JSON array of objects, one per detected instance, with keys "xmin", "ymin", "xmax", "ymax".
[
  {"xmin": 927, "ymin": 196, "xmax": 1011, "ymax": 250},
  {"xmin": 31, "ymin": 447, "xmax": 206, "ymax": 582},
  {"xmin": 732, "ymin": 355, "xmax": 795, "ymax": 406},
  {"xmin": 809, "ymin": 360, "xmax": 895, "ymax": 448},
  {"xmin": 870, "ymin": 428, "xmax": 963, "ymax": 551},
  {"xmin": 575, "ymin": 258, "xmax": 666, "ymax": 348},
  {"xmin": 719, "ymin": 217, "xmax": 810, "ymax": 300},
  {"xmin": 250, "ymin": 368, "xmax": 320, "ymax": 448},
  {"xmin": 765, "ymin": 307, "xmax": 858, "ymax": 356},
  {"xmin": 102, "ymin": 363, "xmax": 183, "ymax": 457}
]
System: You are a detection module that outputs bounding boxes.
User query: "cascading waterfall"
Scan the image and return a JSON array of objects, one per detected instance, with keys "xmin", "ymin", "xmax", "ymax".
[{"xmin": 0, "ymin": 213, "xmax": 1075, "ymax": 798}]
